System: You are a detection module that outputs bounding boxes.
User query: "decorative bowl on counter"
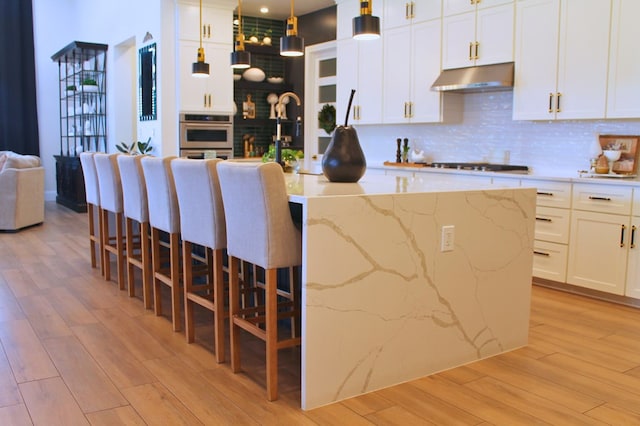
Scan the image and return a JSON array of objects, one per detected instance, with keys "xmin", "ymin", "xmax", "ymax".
[
  {"xmin": 233, "ymin": 74, "xmax": 242, "ymax": 81},
  {"xmin": 242, "ymin": 67, "xmax": 265, "ymax": 82},
  {"xmin": 267, "ymin": 76, "xmax": 284, "ymax": 84}
]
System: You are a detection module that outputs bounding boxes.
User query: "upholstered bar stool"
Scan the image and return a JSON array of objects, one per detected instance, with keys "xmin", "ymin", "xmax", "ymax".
[
  {"xmin": 93, "ymin": 153, "xmax": 126, "ymax": 290},
  {"xmin": 217, "ymin": 161, "xmax": 302, "ymax": 401},
  {"xmin": 140, "ymin": 156, "xmax": 183, "ymax": 332},
  {"xmin": 117, "ymin": 154, "xmax": 152, "ymax": 309},
  {"xmin": 79, "ymin": 152, "xmax": 103, "ymax": 273},
  {"xmin": 171, "ymin": 158, "xmax": 227, "ymax": 361}
]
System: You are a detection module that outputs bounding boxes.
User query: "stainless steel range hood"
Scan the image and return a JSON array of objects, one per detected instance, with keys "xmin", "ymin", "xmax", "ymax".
[{"xmin": 431, "ymin": 62, "xmax": 514, "ymax": 93}]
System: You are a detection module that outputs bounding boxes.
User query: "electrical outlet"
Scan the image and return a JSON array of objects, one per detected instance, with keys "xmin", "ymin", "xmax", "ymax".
[{"xmin": 441, "ymin": 225, "xmax": 455, "ymax": 252}]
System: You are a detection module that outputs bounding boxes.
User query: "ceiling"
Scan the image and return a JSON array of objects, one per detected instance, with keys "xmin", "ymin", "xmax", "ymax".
[{"xmin": 237, "ymin": 0, "xmax": 335, "ymax": 20}]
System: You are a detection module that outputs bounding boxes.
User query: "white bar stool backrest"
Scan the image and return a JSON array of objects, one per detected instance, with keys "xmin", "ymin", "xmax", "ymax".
[
  {"xmin": 94, "ymin": 153, "xmax": 123, "ymax": 214},
  {"xmin": 171, "ymin": 158, "xmax": 226, "ymax": 250},
  {"xmin": 140, "ymin": 156, "xmax": 180, "ymax": 234},
  {"xmin": 79, "ymin": 152, "xmax": 100, "ymax": 206},
  {"xmin": 217, "ymin": 161, "xmax": 301, "ymax": 270},
  {"xmin": 117, "ymin": 155, "xmax": 149, "ymax": 223}
]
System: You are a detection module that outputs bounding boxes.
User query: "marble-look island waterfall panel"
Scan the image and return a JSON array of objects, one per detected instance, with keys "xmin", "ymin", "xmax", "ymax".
[{"xmin": 297, "ymin": 180, "xmax": 536, "ymax": 409}]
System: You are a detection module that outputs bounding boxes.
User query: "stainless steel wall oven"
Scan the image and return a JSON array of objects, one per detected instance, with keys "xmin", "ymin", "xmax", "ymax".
[{"xmin": 179, "ymin": 113, "xmax": 233, "ymax": 159}]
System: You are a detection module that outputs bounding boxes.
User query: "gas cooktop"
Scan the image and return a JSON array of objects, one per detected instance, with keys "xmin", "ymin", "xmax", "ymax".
[{"xmin": 430, "ymin": 162, "xmax": 529, "ymax": 173}]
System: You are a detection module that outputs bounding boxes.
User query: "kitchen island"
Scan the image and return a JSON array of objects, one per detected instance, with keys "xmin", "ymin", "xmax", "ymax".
[{"xmin": 285, "ymin": 172, "xmax": 536, "ymax": 409}]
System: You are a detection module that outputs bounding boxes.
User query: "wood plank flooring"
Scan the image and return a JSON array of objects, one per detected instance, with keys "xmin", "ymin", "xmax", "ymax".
[{"xmin": 1, "ymin": 202, "xmax": 640, "ymax": 424}]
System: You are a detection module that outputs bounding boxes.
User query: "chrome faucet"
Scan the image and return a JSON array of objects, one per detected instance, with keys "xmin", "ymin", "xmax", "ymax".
[{"xmin": 275, "ymin": 91, "xmax": 302, "ymax": 167}]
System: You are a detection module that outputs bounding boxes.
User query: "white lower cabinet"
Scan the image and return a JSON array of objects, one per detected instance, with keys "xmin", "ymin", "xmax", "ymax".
[
  {"xmin": 567, "ymin": 210, "xmax": 630, "ymax": 295},
  {"xmin": 625, "ymin": 189, "xmax": 640, "ymax": 298},
  {"xmin": 567, "ymin": 183, "xmax": 633, "ymax": 296}
]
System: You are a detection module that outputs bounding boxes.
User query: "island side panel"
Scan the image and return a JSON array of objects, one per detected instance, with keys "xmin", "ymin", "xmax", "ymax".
[{"xmin": 300, "ymin": 187, "xmax": 536, "ymax": 410}]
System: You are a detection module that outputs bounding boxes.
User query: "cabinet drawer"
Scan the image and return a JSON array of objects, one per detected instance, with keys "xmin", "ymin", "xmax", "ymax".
[
  {"xmin": 535, "ymin": 206, "xmax": 570, "ymax": 244},
  {"xmin": 521, "ymin": 179, "xmax": 572, "ymax": 208},
  {"xmin": 572, "ymin": 183, "xmax": 632, "ymax": 215},
  {"xmin": 533, "ymin": 240, "xmax": 568, "ymax": 283}
]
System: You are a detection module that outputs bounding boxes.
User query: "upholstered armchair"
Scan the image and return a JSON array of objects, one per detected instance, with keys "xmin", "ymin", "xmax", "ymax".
[{"xmin": 0, "ymin": 151, "xmax": 45, "ymax": 231}]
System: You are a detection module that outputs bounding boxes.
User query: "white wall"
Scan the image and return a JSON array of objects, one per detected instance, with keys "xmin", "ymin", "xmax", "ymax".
[
  {"xmin": 355, "ymin": 91, "xmax": 640, "ymax": 177},
  {"xmin": 33, "ymin": 0, "xmax": 171, "ymax": 200}
]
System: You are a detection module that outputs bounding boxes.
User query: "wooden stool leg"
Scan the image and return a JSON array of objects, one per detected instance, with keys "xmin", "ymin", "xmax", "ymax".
[
  {"xmin": 141, "ymin": 222, "xmax": 152, "ymax": 310},
  {"xmin": 116, "ymin": 212, "xmax": 125, "ymax": 290},
  {"xmin": 183, "ymin": 240, "xmax": 194, "ymax": 342},
  {"xmin": 88, "ymin": 204, "xmax": 97, "ymax": 269},
  {"xmin": 213, "ymin": 248, "xmax": 225, "ymax": 363},
  {"xmin": 101, "ymin": 208, "xmax": 111, "ymax": 282},
  {"xmin": 125, "ymin": 217, "xmax": 135, "ymax": 297},
  {"xmin": 229, "ymin": 256, "xmax": 241, "ymax": 373},
  {"xmin": 170, "ymin": 232, "xmax": 181, "ymax": 332},
  {"xmin": 266, "ymin": 267, "xmax": 278, "ymax": 401},
  {"xmin": 152, "ymin": 228, "xmax": 162, "ymax": 316}
]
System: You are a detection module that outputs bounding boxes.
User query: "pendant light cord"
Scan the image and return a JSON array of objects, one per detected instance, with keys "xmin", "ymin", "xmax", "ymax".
[{"xmin": 199, "ymin": 0, "xmax": 203, "ymax": 49}]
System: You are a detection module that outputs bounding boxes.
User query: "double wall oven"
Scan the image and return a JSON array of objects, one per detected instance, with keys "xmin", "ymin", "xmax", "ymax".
[{"xmin": 179, "ymin": 113, "xmax": 233, "ymax": 159}]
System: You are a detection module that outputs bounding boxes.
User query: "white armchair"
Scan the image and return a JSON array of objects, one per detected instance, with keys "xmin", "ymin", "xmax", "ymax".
[{"xmin": 0, "ymin": 151, "xmax": 45, "ymax": 231}]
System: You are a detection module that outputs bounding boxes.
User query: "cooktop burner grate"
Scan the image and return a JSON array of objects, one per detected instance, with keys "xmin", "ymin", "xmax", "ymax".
[{"xmin": 430, "ymin": 162, "xmax": 529, "ymax": 172}]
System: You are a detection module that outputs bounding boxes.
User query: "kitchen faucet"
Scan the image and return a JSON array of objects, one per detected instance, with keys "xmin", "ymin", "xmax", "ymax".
[{"xmin": 275, "ymin": 91, "xmax": 302, "ymax": 168}]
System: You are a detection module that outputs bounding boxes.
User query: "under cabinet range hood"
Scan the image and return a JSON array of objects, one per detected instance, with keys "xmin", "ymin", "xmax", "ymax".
[{"xmin": 431, "ymin": 62, "xmax": 514, "ymax": 93}]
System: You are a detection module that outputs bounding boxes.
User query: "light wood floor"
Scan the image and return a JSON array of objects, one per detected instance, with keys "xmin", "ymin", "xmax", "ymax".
[{"xmin": 1, "ymin": 202, "xmax": 640, "ymax": 425}]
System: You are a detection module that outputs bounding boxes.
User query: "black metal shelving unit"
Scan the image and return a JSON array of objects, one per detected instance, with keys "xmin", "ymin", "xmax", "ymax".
[{"xmin": 51, "ymin": 41, "xmax": 108, "ymax": 212}]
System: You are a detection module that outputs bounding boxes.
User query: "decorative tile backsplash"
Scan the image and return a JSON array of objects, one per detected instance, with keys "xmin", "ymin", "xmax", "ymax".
[{"xmin": 355, "ymin": 91, "xmax": 640, "ymax": 177}]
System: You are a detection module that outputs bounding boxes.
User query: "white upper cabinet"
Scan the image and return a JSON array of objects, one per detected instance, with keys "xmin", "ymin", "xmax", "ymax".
[
  {"xmin": 383, "ymin": 19, "xmax": 443, "ymax": 123},
  {"xmin": 513, "ymin": 0, "xmax": 611, "ymax": 120},
  {"xmin": 442, "ymin": 2, "xmax": 514, "ymax": 69},
  {"xmin": 178, "ymin": 41, "xmax": 234, "ymax": 113},
  {"xmin": 336, "ymin": 0, "xmax": 383, "ymax": 124},
  {"xmin": 606, "ymin": 0, "xmax": 640, "ymax": 118},
  {"xmin": 336, "ymin": 37, "xmax": 383, "ymax": 125},
  {"xmin": 384, "ymin": 0, "xmax": 441, "ymax": 29},
  {"xmin": 443, "ymin": 0, "xmax": 513, "ymax": 16},
  {"xmin": 177, "ymin": 2, "xmax": 233, "ymax": 114},
  {"xmin": 177, "ymin": 3, "xmax": 232, "ymax": 45}
]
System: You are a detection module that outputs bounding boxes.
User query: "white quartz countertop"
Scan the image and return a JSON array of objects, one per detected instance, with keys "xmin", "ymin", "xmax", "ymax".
[
  {"xmin": 285, "ymin": 170, "xmax": 527, "ymax": 204},
  {"xmin": 373, "ymin": 162, "xmax": 640, "ymax": 187}
]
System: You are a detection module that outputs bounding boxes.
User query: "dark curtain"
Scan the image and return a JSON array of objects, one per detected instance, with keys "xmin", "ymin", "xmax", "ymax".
[{"xmin": 0, "ymin": 0, "xmax": 40, "ymax": 155}]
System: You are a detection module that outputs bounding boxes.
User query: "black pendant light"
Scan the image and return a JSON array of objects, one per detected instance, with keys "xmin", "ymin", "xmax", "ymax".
[
  {"xmin": 231, "ymin": 0, "xmax": 251, "ymax": 69},
  {"xmin": 192, "ymin": 0, "xmax": 210, "ymax": 77},
  {"xmin": 280, "ymin": 0, "xmax": 304, "ymax": 57},
  {"xmin": 353, "ymin": 0, "xmax": 380, "ymax": 40}
]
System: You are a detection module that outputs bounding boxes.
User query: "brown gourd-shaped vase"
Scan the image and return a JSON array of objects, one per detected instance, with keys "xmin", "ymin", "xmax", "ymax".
[{"xmin": 322, "ymin": 89, "xmax": 367, "ymax": 182}]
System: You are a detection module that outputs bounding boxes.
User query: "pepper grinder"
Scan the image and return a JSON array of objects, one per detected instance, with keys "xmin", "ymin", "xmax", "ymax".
[
  {"xmin": 403, "ymin": 138, "xmax": 409, "ymax": 162},
  {"xmin": 396, "ymin": 138, "xmax": 402, "ymax": 163}
]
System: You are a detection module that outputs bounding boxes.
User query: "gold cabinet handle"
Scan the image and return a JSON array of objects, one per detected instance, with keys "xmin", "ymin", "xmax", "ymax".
[
  {"xmin": 474, "ymin": 41, "xmax": 480, "ymax": 60},
  {"xmin": 632, "ymin": 225, "xmax": 637, "ymax": 249},
  {"xmin": 533, "ymin": 250, "xmax": 550, "ymax": 257},
  {"xmin": 469, "ymin": 42, "xmax": 474, "ymax": 60},
  {"xmin": 208, "ymin": 94, "xmax": 212, "ymax": 108},
  {"xmin": 203, "ymin": 93, "xmax": 207, "ymax": 108},
  {"xmin": 203, "ymin": 25, "xmax": 207, "ymax": 39},
  {"xmin": 207, "ymin": 24, "xmax": 211, "ymax": 38},
  {"xmin": 405, "ymin": 2, "xmax": 409, "ymax": 19},
  {"xmin": 409, "ymin": 2, "xmax": 415, "ymax": 19},
  {"xmin": 536, "ymin": 217, "xmax": 553, "ymax": 222},
  {"xmin": 548, "ymin": 93, "xmax": 554, "ymax": 113},
  {"xmin": 409, "ymin": 102, "xmax": 414, "ymax": 118},
  {"xmin": 621, "ymin": 224, "xmax": 627, "ymax": 248},
  {"xmin": 556, "ymin": 92, "xmax": 562, "ymax": 112}
]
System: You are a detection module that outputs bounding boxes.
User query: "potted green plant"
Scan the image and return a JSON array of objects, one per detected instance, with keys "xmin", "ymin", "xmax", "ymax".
[
  {"xmin": 263, "ymin": 29, "xmax": 273, "ymax": 45},
  {"xmin": 318, "ymin": 104, "xmax": 336, "ymax": 135},
  {"xmin": 262, "ymin": 144, "xmax": 303, "ymax": 172},
  {"xmin": 249, "ymin": 26, "xmax": 259, "ymax": 43},
  {"xmin": 116, "ymin": 137, "xmax": 153, "ymax": 155},
  {"xmin": 65, "ymin": 84, "xmax": 77, "ymax": 96},
  {"xmin": 81, "ymin": 78, "xmax": 98, "ymax": 92}
]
